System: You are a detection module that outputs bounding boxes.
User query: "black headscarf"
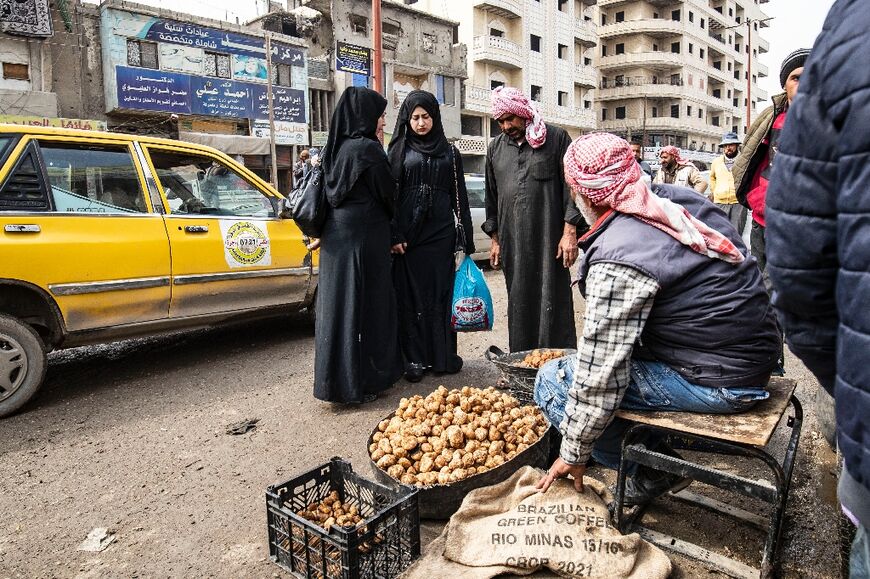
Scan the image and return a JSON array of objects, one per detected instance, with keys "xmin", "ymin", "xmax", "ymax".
[
  {"xmin": 387, "ymin": 90, "xmax": 450, "ymax": 182},
  {"xmin": 322, "ymin": 87, "xmax": 388, "ymax": 206}
]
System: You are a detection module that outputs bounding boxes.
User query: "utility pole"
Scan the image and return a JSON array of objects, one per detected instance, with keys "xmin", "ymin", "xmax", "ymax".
[
  {"xmin": 372, "ymin": 0, "xmax": 383, "ymax": 94},
  {"xmin": 264, "ymin": 32, "xmax": 279, "ymax": 188},
  {"xmin": 727, "ymin": 17, "xmax": 773, "ymax": 135}
]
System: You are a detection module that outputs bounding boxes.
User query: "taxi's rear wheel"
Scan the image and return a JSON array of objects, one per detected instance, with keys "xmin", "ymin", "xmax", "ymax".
[{"xmin": 0, "ymin": 315, "xmax": 47, "ymax": 418}]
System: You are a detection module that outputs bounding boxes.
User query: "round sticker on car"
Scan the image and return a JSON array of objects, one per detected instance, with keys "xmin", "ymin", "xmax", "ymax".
[{"xmin": 221, "ymin": 221, "xmax": 272, "ymax": 267}]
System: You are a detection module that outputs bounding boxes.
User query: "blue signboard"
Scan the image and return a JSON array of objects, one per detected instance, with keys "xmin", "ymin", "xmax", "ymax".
[
  {"xmin": 116, "ymin": 65, "xmax": 305, "ymax": 122},
  {"xmin": 140, "ymin": 19, "xmax": 304, "ymax": 67},
  {"xmin": 336, "ymin": 42, "xmax": 371, "ymax": 76},
  {"xmin": 189, "ymin": 77, "xmax": 255, "ymax": 118},
  {"xmin": 116, "ymin": 66, "xmax": 191, "ymax": 114},
  {"xmin": 251, "ymin": 85, "xmax": 307, "ymax": 123}
]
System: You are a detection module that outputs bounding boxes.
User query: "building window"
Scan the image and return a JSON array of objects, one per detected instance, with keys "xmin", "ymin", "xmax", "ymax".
[
  {"xmin": 2, "ymin": 62, "xmax": 28, "ymax": 81},
  {"xmin": 530, "ymin": 84, "xmax": 542, "ymax": 101},
  {"xmin": 530, "ymin": 34, "xmax": 541, "ymax": 52},
  {"xmin": 203, "ymin": 52, "xmax": 232, "ymax": 78},
  {"xmin": 687, "ymin": 105, "xmax": 692, "ymax": 116},
  {"xmin": 688, "ymin": 42, "xmax": 693, "ymax": 54},
  {"xmin": 558, "ymin": 0, "xmax": 568, "ymax": 12},
  {"xmin": 127, "ymin": 39, "xmax": 159, "ymax": 69},
  {"xmin": 616, "ymin": 43, "xmax": 625, "ymax": 55},
  {"xmin": 700, "ymin": 48, "xmax": 705, "ymax": 59},
  {"xmin": 584, "ymin": 57, "xmax": 592, "ymax": 65},
  {"xmin": 558, "ymin": 91, "xmax": 568, "ymax": 106},
  {"xmin": 349, "ymin": 14, "xmax": 368, "ymax": 36},
  {"xmin": 651, "ymin": 106, "xmax": 658, "ymax": 118},
  {"xmin": 269, "ymin": 63, "xmax": 293, "ymax": 86},
  {"xmin": 601, "ymin": 14, "xmax": 607, "ymax": 25},
  {"xmin": 671, "ymin": 42, "xmax": 680, "ymax": 54},
  {"xmin": 699, "ymin": 108, "xmax": 703, "ymax": 119},
  {"xmin": 688, "ymin": 11, "xmax": 694, "ymax": 22},
  {"xmin": 601, "ymin": 108, "xmax": 608, "ymax": 121},
  {"xmin": 491, "ymin": 79, "xmax": 505, "ymax": 90},
  {"xmin": 728, "ymin": 62, "xmax": 732, "ymax": 71},
  {"xmin": 653, "ymin": 43, "xmax": 659, "ymax": 51},
  {"xmin": 712, "ymin": 116, "xmax": 720, "ymax": 127},
  {"xmin": 461, "ymin": 115, "xmax": 483, "ymax": 137},
  {"xmin": 615, "ymin": 11, "xmax": 624, "ymax": 22},
  {"xmin": 558, "ymin": 43, "xmax": 568, "ymax": 59},
  {"xmin": 701, "ymin": 18, "xmax": 706, "ymax": 29},
  {"xmin": 490, "ymin": 27, "xmax": 503, "ymax": 37},
  {"xmin": 584, "ymin": 100, "xmax": 591, "ymax": 109},
  {"xmin": 601, "ymin": 44, "xmax": 607, "ymax": 57},
  {"xmin": 671, "ymin": 9, "xmax": 680, "ymax": 21},
  {"xmin": 615, "ymin": 106, "xmax": 626, "ymax": 119},
  {"xmin": 670, "ymin": 104, "xmax": 679, "ymax": 118},
  {"xmin": 435, "ymin": 75, "xmax": 456, "ymax": 106}
]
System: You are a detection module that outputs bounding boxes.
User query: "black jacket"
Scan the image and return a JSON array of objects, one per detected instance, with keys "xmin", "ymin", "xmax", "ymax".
[{"xmin": 766, "ymin": 0, "xmax": 870, "ymax": 529}]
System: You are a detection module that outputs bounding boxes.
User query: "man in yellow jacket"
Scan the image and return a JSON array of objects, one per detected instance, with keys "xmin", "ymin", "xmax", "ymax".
[{"xmin": 709, "ymin": 132, "xmax": 746, "ymax": 234}]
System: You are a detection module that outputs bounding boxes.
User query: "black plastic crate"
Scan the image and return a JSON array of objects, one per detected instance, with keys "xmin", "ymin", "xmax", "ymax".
[{"xmin": 266, "ymin": 457, "xmax": 420, "ymax": 579}]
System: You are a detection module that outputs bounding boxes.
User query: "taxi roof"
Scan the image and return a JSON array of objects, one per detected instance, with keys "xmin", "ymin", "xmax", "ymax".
[{"xmin": 0, "ymin": 124, "xmax": 206, "ymax": 149}]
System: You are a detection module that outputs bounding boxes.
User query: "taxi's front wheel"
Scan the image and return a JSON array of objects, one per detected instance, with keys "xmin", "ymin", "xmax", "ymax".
[{"xmin": 0, "ymin": 315, "xmax": 47, "ymax": 418}]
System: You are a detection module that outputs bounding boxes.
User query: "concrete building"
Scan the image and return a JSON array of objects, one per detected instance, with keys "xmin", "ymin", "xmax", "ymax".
[
  {"xmin": 0, "ymin": 1, "xmax": 106, "ymax": 128},
  {"xmin": 415, "ymin": 0, "xmax": 599, "ymax": 171},
  {"xmin": 266, "ymin": 0, "xmax": 467, "ymax": 148},
  {"xmin": 99, "ymin": 0, "xmax": 310, "ymax": 191},
  {"xmin": 595, "ymin": 0, "xmax": 771, "ymax": 153}
]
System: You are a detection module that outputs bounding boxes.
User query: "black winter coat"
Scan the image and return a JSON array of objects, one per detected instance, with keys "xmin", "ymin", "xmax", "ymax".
[{"xmin": 766, "ymin": 0, "xmax": 870, "ymax": 529}]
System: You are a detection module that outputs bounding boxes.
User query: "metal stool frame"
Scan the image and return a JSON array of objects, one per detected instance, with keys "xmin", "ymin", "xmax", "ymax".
[{"xmin": 613, "ymin": 395, "xmax": 803, "ymax": 579}]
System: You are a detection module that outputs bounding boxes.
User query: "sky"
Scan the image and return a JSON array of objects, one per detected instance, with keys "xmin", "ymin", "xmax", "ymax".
[
  {"xmin": 86, "ymin": 0, "xmax": 838, "ymax": 101},
  {"xmin": 756, "ymin": 0, "xmax": 836, "ymax": 101}
]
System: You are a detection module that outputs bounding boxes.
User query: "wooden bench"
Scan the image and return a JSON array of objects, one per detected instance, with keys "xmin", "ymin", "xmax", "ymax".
[{"xmin": 612, "ymin": 377, "xmax": 802, "ymax": 579}]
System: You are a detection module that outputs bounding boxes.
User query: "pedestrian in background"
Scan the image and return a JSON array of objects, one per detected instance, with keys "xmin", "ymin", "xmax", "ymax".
[
  {"xmin": 483, "ymin": 86, "xmax": 582, "ymax": 352},
  {"xmin": 653, "ymin": 145, "xmax": 708, "ymax": 195},
  {"xmin": 314, "ymin": 87, "xmax": 402, "ymax": 404},
  {"xmin": 709, "ymin": 132, "xmax": 747, "ymax": 234},
  {"xmin": 293, "ymin": 148, "xmax": 310, "ymax": 184},
  {"xmin": 733, "ymin": 47, "xmax": 810, "ymax": 279},
  {"xmin": 630, "ymin": 141, "xmax": 652, "ymax": 180},
  {"xmin": 764, "ymin": 2, "xmax": 869, "ymax": 574},
  {"xmin": 387, "ymin": 90, "xmax": 475, "ymax": 383}
]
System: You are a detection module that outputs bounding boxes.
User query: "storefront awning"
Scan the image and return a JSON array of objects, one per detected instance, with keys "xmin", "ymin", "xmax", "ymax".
[{"xmin": 178, "ymin": 131, "xmax": 271, "ymax": 156}]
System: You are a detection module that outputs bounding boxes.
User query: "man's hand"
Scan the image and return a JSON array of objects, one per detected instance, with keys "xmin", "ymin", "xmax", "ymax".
[
  {"xmin": 391, "ymin": 242, "xmax": 407, "ymax": 255},
  {"xmin": 306, "ymin": 238, "xmax": 321, "ymax": 251},
  {"xmin": 489, "ymin": 236, "xmax": 501, "ymax": 269},
  {"xmin": 556, "ymin": 228, "xmax": 578, "ymax": 268},
  {"xmin": 536, "ymin": 457, "xmax": 586, "ymax": 493}
]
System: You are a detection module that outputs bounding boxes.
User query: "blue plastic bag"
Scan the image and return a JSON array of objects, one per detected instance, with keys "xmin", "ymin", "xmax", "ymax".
[{"xmin": 451, "ymin": 256, "xmax": 494, "ymax": 332}]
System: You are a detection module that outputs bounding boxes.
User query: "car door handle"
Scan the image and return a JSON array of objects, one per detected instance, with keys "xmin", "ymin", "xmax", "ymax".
[
  {"xmin": 4, "ymin": 224, "xmax": 40, "ymax": 233},
  {"xmin": 184, "ymin": 225, "xmax": 209, "ymax": 233}
]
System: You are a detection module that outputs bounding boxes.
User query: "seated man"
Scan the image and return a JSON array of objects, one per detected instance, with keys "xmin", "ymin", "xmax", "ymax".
[{"xmin": 534, "ymin": 133, "xmax": 780, "ymax": 505}]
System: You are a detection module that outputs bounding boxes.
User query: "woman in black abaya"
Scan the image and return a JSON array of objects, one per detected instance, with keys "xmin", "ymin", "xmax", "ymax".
[
  {"xmin": 314, "ymin": 87, "xmax": 402, "ymax": 404},
  {"xmin": 387, "ymin": 90, "xmax": 475, "ymax": 382}
]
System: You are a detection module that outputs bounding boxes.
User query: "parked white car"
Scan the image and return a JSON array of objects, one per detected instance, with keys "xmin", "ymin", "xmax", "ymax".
[{"xmin": 465, "ymin": 173, "xmax": 491, "ymax": 262}]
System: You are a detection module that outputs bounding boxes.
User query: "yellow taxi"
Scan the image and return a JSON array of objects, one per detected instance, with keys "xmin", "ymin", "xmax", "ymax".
[{"xmin": 0, "ymin": 126, "xmax": 317, "ymax": 417}]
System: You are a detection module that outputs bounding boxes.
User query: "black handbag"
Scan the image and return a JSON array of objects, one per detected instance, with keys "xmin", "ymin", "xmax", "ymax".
[{"xmin": 288, "ymin": 166, "xmax": 326, "ymax": 238}]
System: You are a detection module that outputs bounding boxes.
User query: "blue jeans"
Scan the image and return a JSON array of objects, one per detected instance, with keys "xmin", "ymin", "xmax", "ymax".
[
  {"xmin": 854, "ymin": 525, "xmax": 870, "ymax": 579},
  {"xmin": 534, "ymin": 357, "xmax": 769, "ymax": 470}
]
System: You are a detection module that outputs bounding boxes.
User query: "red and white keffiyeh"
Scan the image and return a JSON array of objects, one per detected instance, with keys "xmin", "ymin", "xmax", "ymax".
[
  {"xmin": 660, "ymin": 145, "xmax": 694, "ymax": 167},
  {"xmin": 564, "ymin": 133, "xmax": 744, "ymax": 264},
  {"xmin": 490, "ymin": 87, "xmax": 547, "ymax": 149}
]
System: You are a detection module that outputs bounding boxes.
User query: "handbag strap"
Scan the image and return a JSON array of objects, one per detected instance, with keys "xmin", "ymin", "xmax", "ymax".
[{"xmin": 450, "ymin": 147, "xmax": 461, "ymax": 222}]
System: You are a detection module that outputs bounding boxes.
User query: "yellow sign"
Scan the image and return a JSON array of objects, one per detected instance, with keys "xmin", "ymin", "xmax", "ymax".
[{"xmin": 0, "ymin": 115, "xmax": 107, "ymax": 131}]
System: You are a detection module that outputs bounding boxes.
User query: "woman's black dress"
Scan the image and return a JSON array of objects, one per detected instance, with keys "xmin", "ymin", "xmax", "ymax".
[
  {"xmin": 392, "ymin": 146, "xmax": 475, "ymax": 373},
  {"xmin": 314, "ymin": 159, "xmax": 402, "ymax": 403}
]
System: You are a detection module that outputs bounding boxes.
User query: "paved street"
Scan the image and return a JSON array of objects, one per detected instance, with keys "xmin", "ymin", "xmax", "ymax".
[{"xmin": 0, "ymin": 270, "xmax": 842, "ymax": 578}]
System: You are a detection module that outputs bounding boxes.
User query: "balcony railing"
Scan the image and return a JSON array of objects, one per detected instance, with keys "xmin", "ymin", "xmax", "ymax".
[
  {"xmin": 600, "ymin": 76, "xmax": 683, "ymax": 89},
  {"xmin": 598, "ymin": 51, "xmax": 687, "ymax": 71},
  {"xmin": 598, "ymin": 19, "xmax": 684, "ymax": 39},
  {"xmin": 473, "ymin": 0, "xmax": 522, "ymax": 19},
  {"xmin": 465, "ymin": 85, "xmax": 493, "ymax": 114},
  {"xmin": 574, "ymin": 65, "xmax": 597, "ymax": 88},
  {"xmin": 575, "ymin": 18, "xmax": 596, "ymax": 46},
  {"xmin": 472, "ymin": 35, "xmax": 523, "ymax": 70}
]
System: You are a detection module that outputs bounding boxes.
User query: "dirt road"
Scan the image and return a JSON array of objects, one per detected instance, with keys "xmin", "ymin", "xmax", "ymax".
[{"xmin": 0, "ymin": 270, "xmax": 841, "ymax": 578}]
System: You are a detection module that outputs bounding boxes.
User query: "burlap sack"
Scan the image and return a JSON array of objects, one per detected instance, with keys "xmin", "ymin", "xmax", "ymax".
[{"xmin": 404, "ymin": 466, "xmax": 671, "ymax": 579}]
